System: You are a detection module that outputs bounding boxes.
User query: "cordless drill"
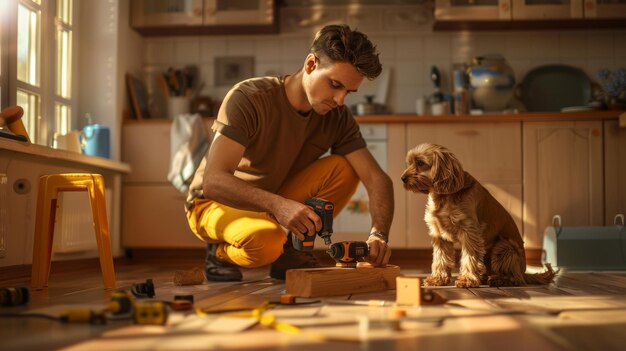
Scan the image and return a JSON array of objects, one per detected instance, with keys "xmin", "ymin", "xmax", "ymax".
[
  {"xmin": 292, "ymin": 197, "xmax": 333, "ymax": 251},
  {"xmin": 327, "ymin": 241, "xmax": 369, "ymax": 267}
]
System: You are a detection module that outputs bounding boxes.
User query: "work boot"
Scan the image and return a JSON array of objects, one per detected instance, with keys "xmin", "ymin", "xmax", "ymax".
[
  {"xmin": 204, "ymin": 243, "xmax": 243, "ymax": 282},
  {"xmin": 269, "ymin": 234, "xmax": 322, "ymax": 280}
]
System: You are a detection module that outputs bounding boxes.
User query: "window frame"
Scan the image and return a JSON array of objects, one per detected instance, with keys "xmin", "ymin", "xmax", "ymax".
[{"xmin": 1, "ymin": 0, "xmax": 78, "ymax": 146}]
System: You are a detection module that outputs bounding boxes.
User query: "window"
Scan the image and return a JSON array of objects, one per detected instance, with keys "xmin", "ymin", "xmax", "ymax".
[{"xmin": 0, "ymin": 0, "xmax": 76, "ymax": 145}]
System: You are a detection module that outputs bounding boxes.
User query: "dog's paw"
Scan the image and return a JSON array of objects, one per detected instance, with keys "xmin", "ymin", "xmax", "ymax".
[
  {"xmin": 424, "ymin": 275, "xmax": 450, "ymax": 286},
  {"xmin": 454, "ymin": 275, "xmax": 480, "ymax": 288}
]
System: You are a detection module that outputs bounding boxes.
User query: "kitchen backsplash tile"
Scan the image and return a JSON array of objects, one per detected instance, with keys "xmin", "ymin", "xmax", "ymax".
[
  {"xmin": 587, "ymin": 33, "xmax": 615, "ymax": 59},
  {"xmin": 200, "ymin": 38, "xmax": 227, "ymax": 62},
  {"xmin": 226, "ymin": 39, "xmax": 256, "ymax": 56},
  {"xmin": 174, "ymin": 39, "xmax": 200, "ymax": 65},
  {"xmin": 145, "ymin": 28, "xmax": 625, "ymax": 115},
  {"xmin": 530, "ymin": 33, "xmax": 560, "ymax": 60}
]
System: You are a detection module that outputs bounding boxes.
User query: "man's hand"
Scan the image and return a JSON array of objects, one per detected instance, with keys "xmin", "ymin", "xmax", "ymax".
[
  {"xmin": 271, "ymin": 199, "xmax": 321, "ymax": 241},
  {"xmin": 366, "ymin": 236, "xmax": 391, "ymax": 267}
]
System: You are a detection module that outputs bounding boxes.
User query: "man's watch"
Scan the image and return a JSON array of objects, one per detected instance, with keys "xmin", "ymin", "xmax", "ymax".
[{"xmin": 369, "ymin": 230, "xmax": 388, "ymax": 243}]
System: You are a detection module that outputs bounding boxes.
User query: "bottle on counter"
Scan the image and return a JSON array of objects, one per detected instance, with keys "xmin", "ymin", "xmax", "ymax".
[{"xmin": 453, "ymin": 69, "xmax": 469, "ymax": 116}]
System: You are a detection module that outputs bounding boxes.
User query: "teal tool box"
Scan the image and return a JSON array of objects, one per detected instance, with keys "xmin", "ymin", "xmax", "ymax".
[{"xmin": 542, "ymin": 214, "xmax": 626, "ymax": 270}]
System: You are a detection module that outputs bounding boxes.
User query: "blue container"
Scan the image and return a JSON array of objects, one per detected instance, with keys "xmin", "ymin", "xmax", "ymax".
[{"xmin": 82, "ymin": 124, "xmax": 110, "ymax": 159}]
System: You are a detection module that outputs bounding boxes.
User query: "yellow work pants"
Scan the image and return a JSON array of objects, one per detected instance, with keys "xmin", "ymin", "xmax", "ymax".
[{"xmin": 186, "ymin": 155, "xmax": 359, "ymax": 268}]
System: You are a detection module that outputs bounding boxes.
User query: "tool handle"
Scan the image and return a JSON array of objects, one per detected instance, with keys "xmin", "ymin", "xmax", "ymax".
[{"xmin": 291, "ymin": 232, "xmax": 315, "ymax": 251}]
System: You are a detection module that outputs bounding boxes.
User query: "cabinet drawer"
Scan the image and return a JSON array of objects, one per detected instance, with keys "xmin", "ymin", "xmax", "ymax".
[
  {"xmin": 360, "ymin": 123, "xmax": 387, "ymax": 140},
  {"xmin": 407, "ymin": 122, "xmax": 521, "ymax": 182},
  {"xmin": 122, "ymin": 185, "xmax": 204, "ymax": 248}
]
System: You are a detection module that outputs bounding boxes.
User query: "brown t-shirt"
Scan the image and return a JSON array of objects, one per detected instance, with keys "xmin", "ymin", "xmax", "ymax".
[{"xmin": 185, "ymin": 76, "xmax": 366, "ymax": 210}]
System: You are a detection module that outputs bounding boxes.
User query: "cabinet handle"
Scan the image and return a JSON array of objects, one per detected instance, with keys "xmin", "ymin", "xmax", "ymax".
[{"xmin": 456, "ymin": 130, "xmax": 479, "ymax": 136}]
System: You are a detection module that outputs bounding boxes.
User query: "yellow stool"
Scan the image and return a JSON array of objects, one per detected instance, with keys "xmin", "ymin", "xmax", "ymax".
[{"xmin": 31, "ymin": 173, "xmax": 116, "ymax": 290}]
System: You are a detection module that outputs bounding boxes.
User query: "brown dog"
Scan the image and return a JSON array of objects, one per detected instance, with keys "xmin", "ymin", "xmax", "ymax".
[{"xmin": 401, "ymin": 143, "xmax": 556, "ymax": 287}]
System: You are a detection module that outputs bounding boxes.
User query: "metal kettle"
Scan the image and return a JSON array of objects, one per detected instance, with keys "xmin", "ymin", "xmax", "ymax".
[{"xmin": 354, "ymin": 95, "xmax": 386, "ymax": 115}]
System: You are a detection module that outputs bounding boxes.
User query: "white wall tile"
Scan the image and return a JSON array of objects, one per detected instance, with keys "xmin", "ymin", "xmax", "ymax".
[
  {"xmin": 530, "ymin": 33, "xmax": 559, "ymax": 60},
  {"xmin": 369, "ymin": 35, "xmax": 396, "ymax": 61},
  {"xmin": 504, "ymin": 32, "xmax": 532, "ymax": 60},
  {"xmin": 393, "ymin": 84, "xmax": 421, "ymax": 114},
  {"xmin": 255, "ymin": 61, "xmax": 283, "ymax": 77},
  {"xmin": 615, "ymin": 31, "xmax": 626, "ymax": 58},
  {"xmin": 395, "ymin": 36, "xmax": 423, "ymax": 60},
  {"xmin": 559, "ymin": 32, "xmax": 587, "ymax": 59},
  {"xmin": 254, "ymin": 39, "xmax": 282, "ymax": 61},
  {"xmin": 226, "ymin": 39, "xmax": 256, "ymax": 56},
  {"xmin": 424, "ymin": 33, "xmax": 451, "ymax": 59},
  {"xmin": 475, "ymin": 33, "xmax": 507, "ymax": 57},
  {"xmin": 395, "ymin": 60, "xmax": 423, "ymax": 86},
  {"xmin": 587, "ymin": 32, "xmax": 614, "ymax": 59},
  {"xmin": 146, "ymin": 38, "xmax": 174, "ymax": 65},
  {"xmin": 174, "ymin": 39, "xmax": 200, "ymax": 65},
  {"xmin": 200, "ymin": 38, "xmax": 227, "ymax": 63},
  {"xmin": 281, "ymin": 38, "xmax": 311, "ymax": 61}
]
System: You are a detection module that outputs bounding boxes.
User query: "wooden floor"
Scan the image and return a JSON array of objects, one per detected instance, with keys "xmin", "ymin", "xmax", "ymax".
[{"xmin": 2, "ymin": 257, "xmax": 626, "ymax": 351}]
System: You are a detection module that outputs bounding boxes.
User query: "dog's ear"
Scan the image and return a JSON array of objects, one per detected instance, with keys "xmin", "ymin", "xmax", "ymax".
[{"xmin": 431, "ymin": 148, "xmax": 465, "ymax": 194}]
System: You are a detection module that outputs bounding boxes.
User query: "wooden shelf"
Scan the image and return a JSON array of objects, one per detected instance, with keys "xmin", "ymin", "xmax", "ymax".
[
  {"xmin": 354, "ymin": 110, "xmax": 625, "ymax": 123},
  {"xmin": 434, "ymin": 18, "xmax": 626, "ymax": 31},
  {"xmin": 132, "ymin": 23, "xmax": 279, "ymax": 37}
]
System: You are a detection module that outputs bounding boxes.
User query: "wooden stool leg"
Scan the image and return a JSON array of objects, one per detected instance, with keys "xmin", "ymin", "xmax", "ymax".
[
  {"xmin": 31, "ymin": 176, "xmax": 58, "ymax": 290},
  {"xmin": 87, "ymin": 174, "xmax": 116, "ymax": 289}
]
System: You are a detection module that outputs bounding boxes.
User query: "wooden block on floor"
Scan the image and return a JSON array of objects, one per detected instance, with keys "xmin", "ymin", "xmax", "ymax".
[{"xmin": 285, "ymin": 265, "xmax": 400, "ymax": 298}]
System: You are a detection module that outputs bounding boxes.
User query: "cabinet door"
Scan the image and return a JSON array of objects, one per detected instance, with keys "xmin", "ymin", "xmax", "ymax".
[
  {"xmin": 435, "ymin": 0, "xmax": 512, "ymax": 20},
  {"xmin": 406, "ymin": 122, "xmax": 522, "ymax": 248},
  {"xmin": 512, "ymin": 0, "xmax": 583, "ymax": 19},
  {"xmin": 584, "ymin": 0, "xmax": 626, "ymax": 18},
  {"xmin": 123, "ymin": 123, "xmax": 172, "ymax": 183},
  {"xmin": 131, "ymin": 0, "xmax": 203, "ymax": 27},
  {"xmin": 523, "ymin": 121, "xmax": 603, "ymax": 248},
  {"xmin": 280, "ymin": 6, "xmax": 346, "ymax": 34},
  {"xmin": 123, "ymin": 185, "xmax": 204, "ymax": 248},
  {"xmin": 604, "ymin": 120, "xmax": 626, "ymax": 224}
]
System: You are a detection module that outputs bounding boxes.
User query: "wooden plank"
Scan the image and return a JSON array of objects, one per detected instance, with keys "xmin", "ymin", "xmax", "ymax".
[{"xmin": 285, "ymin": 265, "xmax": 400, "ymax": 298}]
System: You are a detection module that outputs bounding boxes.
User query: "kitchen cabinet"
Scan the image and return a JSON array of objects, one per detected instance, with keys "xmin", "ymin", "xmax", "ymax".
[
  {"xmin": 604, "ymin": 120, "xmax": 626, "ymax": 225},
  {"xmin": 522, "ymin": 121, "xmax": 603, "ymax": 248},
  {"xmin": 280, "ymin": 3, "xmax": 430, "ymax": 35},
  {"xmin": 130, "ymin": 0, "xmax": 278, "ymax": 36},
  {"xmin": 405, "ymin": 122, "xmax": 523, "ymax": 248},
  {"xmin": 584, "ymin": 0, "xmax": 626, "ymax": 18},
  {"xmin": 435, "ymin": 0, "xmax": 625, "ymax": 28},
  {"xmin": 435, "ymin": 0, "xmax": 583, "ymax": 20},
  {"xmin": 512, "ymin": 0, "xmax": 583, "ymax": 19},
  {"xmin": 435, "ymin": 0, "xmax": 512, "ymax": 20},
  {"xmin": 122, "ymin": 120, "xmax": 206, "ymax": 248}
]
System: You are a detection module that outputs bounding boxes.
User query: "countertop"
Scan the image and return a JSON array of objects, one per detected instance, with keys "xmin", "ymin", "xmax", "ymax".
[
  {"xmin": 353, "ymin": 110, "xmax": 626, "ymax": 124},
  {"xmin": 124, "ymin": 110, "xmax": 626, "ymax": 125},
  {"xmin": 0, "ymin": 137, "xmax": 131, "ymax": 173}
]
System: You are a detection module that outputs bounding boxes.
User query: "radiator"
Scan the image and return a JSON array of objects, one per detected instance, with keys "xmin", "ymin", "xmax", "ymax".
[{"xmin": 52, "ymin": 189, "xmax": 112, "ymax": 253}]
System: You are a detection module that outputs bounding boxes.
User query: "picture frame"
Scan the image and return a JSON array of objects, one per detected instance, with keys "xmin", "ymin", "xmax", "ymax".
[
  {"xmin": 126, "ymin": 74, "xmax": 151, "ymax": 119},
  {"xmin": 215, "ymin": 56, "xmax": 255, "ymax": 87}
]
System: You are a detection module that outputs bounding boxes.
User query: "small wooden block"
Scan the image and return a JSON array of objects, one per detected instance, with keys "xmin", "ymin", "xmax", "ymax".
[
  {"xmin": 396, "ymin": 276, "xmax": 422, "ymax": 305},
  {"xmin": 285, "ymin": 265, "xmax": 400, "ymax": 298},
  {"xmin": 396, "ymin": 276, "xmax": 447, "ymax": 305}
]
